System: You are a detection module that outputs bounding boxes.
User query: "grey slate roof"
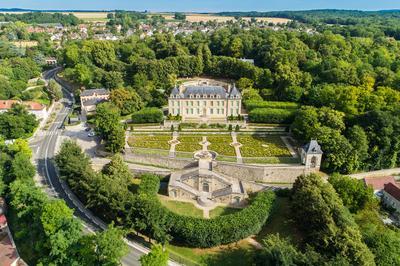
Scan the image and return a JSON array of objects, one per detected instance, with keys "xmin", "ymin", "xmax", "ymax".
[
  {"xmin": 81, "ymin": 89, "xmax": 110, "ymax": 97},
  {"xmin": 229, "ymin": 85, "xmax": 241, "ymax": 97},
  {"xmin": 303, "ymin": 140, "xmax": 323, "ymax": 154},
  {"xmin": 82, "ymin": 98, "xmax": 107, "ymax": 106},
  {"xmin": 171, "ymin": 86, "xmax": 180, "ymax": 96},
  {"xmin": 184, "ymin": 86, "xmax": 228, "ymax": 98}
]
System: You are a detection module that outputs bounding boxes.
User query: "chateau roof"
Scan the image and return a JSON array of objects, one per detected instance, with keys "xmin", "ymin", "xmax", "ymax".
[
  {"xmin": 303, "ymin": 140, "xmax": 323, "ymax": 154},
  {"xmin": 82, "ymin": 98, "xmax": 107, "ymax": 107},
  {"xmin": 229, "ymin": 85, "xmax": 241, "ymax": 97},
  {"xmin": 171, "ymin": 86, "xmax": 180, "ymax": 96},
  {"xmin": 184, "ymin": 86, "xmax": 227, "ymax": 98},
  {"xmin": 81, "ymin": 88, "xmax": 110, "ymax": 97}
]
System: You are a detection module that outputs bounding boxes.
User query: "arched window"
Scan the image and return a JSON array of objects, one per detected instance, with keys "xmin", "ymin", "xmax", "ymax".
[
  {"xmin": 202, "ymin": 182, "xmax": 209, "ymax": 192},
  {"xmin": 311, "ymin": 156, "xmax": 317, "ymax": 168}
]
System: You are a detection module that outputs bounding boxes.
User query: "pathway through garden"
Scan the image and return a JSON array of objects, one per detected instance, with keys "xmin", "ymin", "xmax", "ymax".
[
  {"xmin": 169, "ymin": 131, "xmax": 179, "ymax": 158},
  {"xmin": 231, "ymin": 132, "xmax": 243, "ymax": 164},
  {"xmin": 280, "ymin": 136, "xmax": 298, "ymax": 158}
]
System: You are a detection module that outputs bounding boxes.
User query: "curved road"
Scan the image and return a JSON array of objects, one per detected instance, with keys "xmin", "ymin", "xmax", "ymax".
[{"xmin": 30, "ymin": 68, "xmax": 167, "ymax": 266}]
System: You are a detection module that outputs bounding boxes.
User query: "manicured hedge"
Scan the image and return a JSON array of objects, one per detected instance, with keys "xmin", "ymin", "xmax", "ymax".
[
  {"xmin": 131, "ymin": 108, "xmax": 163, "ymax": 124},
  {"xmin": 245, "ymin": 100, "xmax": 299, "ymax": 111},
  {"xmin": 138, "ymin": 174, "xmax": 276, "ymax": 247},
  {"xmin": 248, "ymin": 108, "xmax": 296, "ymax": 124}
]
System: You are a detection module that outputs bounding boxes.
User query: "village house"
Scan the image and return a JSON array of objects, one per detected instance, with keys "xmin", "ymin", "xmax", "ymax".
[
  {"xmin": 0, "ymin": 100, "xmax": 48, "ymax": 120},
  {"xmin": 80, "ymin": 88, "xmax": 110, "ymax": 115},
  {"xmin": 168, "ymin": 81, "xmax": 241, "ymax": 122},
  {"xmin": 363, "ymin": 176, "xmax": 396, "ymax": 194},
  {"xmin": 383, "ymin": 182, "xmax": 400, "ymax": 214}
]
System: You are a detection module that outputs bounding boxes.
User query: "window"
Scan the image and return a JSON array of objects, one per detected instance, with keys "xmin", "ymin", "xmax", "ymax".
[
  {"xmin": 190, "ymin": 101, "xmax": 193, "ymax": 106},
  {"xmin": 210, "ymin": 109, "xmax": 213, "ymax": 114},
  {"xmin": 237, "ymin": 101, "xmax": 240, "ymax": 107},
  {"xmin": 197, "ymin": 101, "xmax": 200, "ymax": 106},
  {"xmin": 196, "ymin": 94, "xmax": 200, "ymax": 98},
  {"xmin": 216, "ymin": 95, "xmax": 220, "ymax": 99},
  {"xmin": 190, "ymin": 94, "xmax": 193, "ymax": 98},
  {"xmin": 210, "ymin": 94, "xmax": 214, "ymax": 98},
  {"xmin": 190, "ymin": 108, "xmax": 193, "ymax": 114},
  {"xmin": 311, "ymin": 156, "xmax": 317, "ymax": 168},
  {"xmin": 203, "ymin": 183, "xmax": 209, "ymax": 192},
  {"xmin": 203, "ymin": 94, "xmax": 207, "ymax": 98},
  {"xmin": 211, "ymin": 101, "xmax": 214, "ymax": 106}
]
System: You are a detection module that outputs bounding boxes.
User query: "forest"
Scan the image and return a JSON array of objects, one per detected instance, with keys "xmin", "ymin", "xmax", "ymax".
[{"xmin": 0, "ymin": 12, "xmax": 80, "ymax": 25}]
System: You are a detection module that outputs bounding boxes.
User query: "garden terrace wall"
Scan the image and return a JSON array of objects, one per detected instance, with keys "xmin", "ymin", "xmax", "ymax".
[{"xmin": 124, "ymin": 153, "xmax": 315, "ymax": 184}]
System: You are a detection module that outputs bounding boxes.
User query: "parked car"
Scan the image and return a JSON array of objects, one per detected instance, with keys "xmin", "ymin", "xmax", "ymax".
[
  {"xmin": 88, "ymin": 131, "xmax": 96, "ymax": 137},
  {"xmin": 85, "ymin": 127, "xmax": 91, "ymax": 132}
]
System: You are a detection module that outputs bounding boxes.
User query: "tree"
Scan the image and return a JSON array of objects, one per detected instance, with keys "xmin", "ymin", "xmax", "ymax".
[
  {"xmin": 291, "ymin": 174, "xmax": 375, "ymax": 265},
  {"xmin": 140, "ymin": 244, "xmax": 169, "ymax": 266},
  {"xmin": 328, "ymin": 174, "xmax": 375, "ymax": 213},
  {"xmin": 40, "ymin": 200, "xmax": 82, "ymax": 265},
  {"xmin": 94, "ymin": 102, "xmax": 121, "ymax": 139},
  {"xmin": 102, "ymin": 154, "xmax": 132, "ymax": 184},
  {"xmin": 9, "ymin": 152, "xmax": 35, "ymax": 182},
  {"xmin": 174, "ymin": 12, "xmax": 186, "ymax": 20},
  {"xmin": 91, "ymin": 223, "xmax": 128, "ymax": 266},
  {"xmin": 110, "ymin": 88, "xmax": 144, "ymax": 115},
  {"xmin": 47, "ymin": 80, "xmax": 63, "ymax": 101}
]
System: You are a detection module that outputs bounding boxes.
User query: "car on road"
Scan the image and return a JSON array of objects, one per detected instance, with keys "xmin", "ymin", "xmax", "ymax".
[
  {"xmin": 88, "ymin": 131, "xmax": 96, "ymax": 137},
  {"xmin": 85, "ymin": 127, "xmax": 91, "ymax": 132}
]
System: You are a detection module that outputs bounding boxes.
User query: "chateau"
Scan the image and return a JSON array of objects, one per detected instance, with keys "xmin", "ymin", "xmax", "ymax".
[{"xmin": 168, "ymin": 81, "xmax": 242, "ymax": 122}]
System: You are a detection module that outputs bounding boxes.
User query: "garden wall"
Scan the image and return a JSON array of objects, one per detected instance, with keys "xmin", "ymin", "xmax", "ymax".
[{"xmin": 124, "ymin": 153, "xmax": 316, "ymax": 184}]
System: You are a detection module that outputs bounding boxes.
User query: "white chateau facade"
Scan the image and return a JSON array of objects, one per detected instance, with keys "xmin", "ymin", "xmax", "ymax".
[{"xmin": 168, "ymin": 82, "xmax": 241, "ymax": 121}]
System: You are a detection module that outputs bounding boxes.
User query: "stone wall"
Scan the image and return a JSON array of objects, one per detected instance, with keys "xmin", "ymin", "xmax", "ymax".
[{"xmin": 124, "ymin": 153, "xmax": 314, "ymax": 184}]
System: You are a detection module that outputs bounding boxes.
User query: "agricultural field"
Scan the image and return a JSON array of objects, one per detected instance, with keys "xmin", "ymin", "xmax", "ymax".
[
  {"xmin": 238, "ymin": 134, "xmax": 292, "ymax": 158},
  {"xmin": 69, "ymin": 12, "xmax": 109, "ymax": 22},
  {"xmin": 175, "ymin": 135, "xmax": 202, "ymax": 152},
  {"xmin": 127, "ymin": 134, "xmax": 172, "ymax": 150},
  {"xmin": 161, "ymin": 13, "xmax": 290, "ymax": 24},
  {"xmin": 206, "ymin": 135, "xmax": 236, "ymax": 156}
]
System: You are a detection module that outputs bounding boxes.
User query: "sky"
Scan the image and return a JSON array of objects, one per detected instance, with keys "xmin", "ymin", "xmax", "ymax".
[{"xmin": 1, "ymin": 0, "xmax": 400, "ymax": 12}]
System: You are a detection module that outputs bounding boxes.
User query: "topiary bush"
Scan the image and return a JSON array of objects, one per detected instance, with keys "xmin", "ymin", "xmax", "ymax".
[
  {"xmin": 137, "ymin": 174, "xmax": 277, "ymax": 247},
  {"xmin": 249, "ymin": 108, "xmax": 296, "ymax": 124},
  {"xmin": 131, "ymin": 108, "xmax": 163, "ymax": 123}
]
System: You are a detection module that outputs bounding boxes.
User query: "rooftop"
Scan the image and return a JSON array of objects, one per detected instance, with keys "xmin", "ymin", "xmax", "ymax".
[
  {"xmin": 171, "ymin": 85, "xmax": 241, "ymax": 99},
  {"xmin": 81, "ymin": 89, "xmax": 110, "ymax": 97},
  {"xmin": 364, "ymin": 176, "xmax": 396, "ymax": 191},
  {"xmin": 0, "ymin": 100, "xmax": 45, "ymax": 111},
  {"xmin": 384, "ymin": 182, "xmax": 400, "ymax": 201},
  {"xmin": 303, "ymin": 140, "xmax": 323, "ymax": 154}
]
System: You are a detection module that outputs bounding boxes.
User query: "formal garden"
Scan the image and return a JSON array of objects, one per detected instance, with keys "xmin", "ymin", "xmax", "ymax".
[{"xmin": 127, "ymin": 131, "xmax": 298, "ymax": 164}]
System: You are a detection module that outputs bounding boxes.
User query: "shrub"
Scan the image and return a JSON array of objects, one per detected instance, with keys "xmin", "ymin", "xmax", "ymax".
[
  {"xmin": 137, "ymin": 174, "xmax": 276, "ymax": 247},
  {"xmin": 249, "ymin": 108, "xmax": 296, "ymax": 124},
  {"xmin": 131, "ymin": 108, "xmax": 163, "ymax": 124},
  {"xmin": 245, "ymin": 101, "xmax": 299, "ymax": 111}
]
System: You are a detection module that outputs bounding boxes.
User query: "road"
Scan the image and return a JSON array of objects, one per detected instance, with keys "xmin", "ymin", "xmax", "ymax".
[{"xmin": 29, "ymin": 68, "xmax": 158, "ymax": 266}]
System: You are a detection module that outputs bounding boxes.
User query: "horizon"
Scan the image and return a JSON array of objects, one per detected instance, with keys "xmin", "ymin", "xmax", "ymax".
[{"xmin": 1, "ymin": 0, "xmax": 400, "ymax": 13}]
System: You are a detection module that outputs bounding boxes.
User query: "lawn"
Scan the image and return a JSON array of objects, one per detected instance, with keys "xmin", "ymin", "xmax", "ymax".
[
  {"xmin": 209, "ymin": 206, "xmax": 240, "ymax": 218},
  {"xmin": 255, "ymin": 197, "xmax": 303, "ymax": 245},
  {"xmin": 206, "ymin": 135, "xmax": 236, "ymax": 157},
  {"xmin": 159, "ymin": 197, "xmax": 204, "ymax": 218},
  {"xmin": 167, "ymin": 240, "xmax": 256, "ymax": 266},
  {"xmin": 22, "ymin": 86, "xmax": 51, "ymax": 106},
  {"xmin": 238, "ymin": 134, "xmax": 291, "ymax": 158},
  {"xmin": 175, "ymin": 135, "xmax": 202, "ymax": 152},
  {"xmin": 128, "ymin": 134, "xmax": 172, "ymax": 150}
]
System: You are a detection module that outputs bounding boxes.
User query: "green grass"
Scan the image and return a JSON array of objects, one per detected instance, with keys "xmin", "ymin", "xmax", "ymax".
[
  {"xmin": 238, "ymin": 134, "xmax": 291, "ymax": 157},
  {"xmin": 128, "ymin": 134, "xmax": 172, "ymax": 150},
  {"xmin": 209, "ymin": 206, "xmax": 240, "ymax": 218},
  {"xmin": 206, "ymin": 135, "xmax": 236, "ymax": 156},
  {"xmin": 167, "ymin": 241, "xmax": 256, "ymax": 266},
  {"xmin": 255, "ymin": 197, "xmax": 303, "ymax": 245},
  {"xmin": 159, "ymin": 197, "xmax": 204, "ymax": 218},
  {"xmin": 176, "ymin": 135, "xmax": 202, "ymax": 152},
  {"xmin": 131, "ymin": 147, "xmax": 170, "ymax": 157}
]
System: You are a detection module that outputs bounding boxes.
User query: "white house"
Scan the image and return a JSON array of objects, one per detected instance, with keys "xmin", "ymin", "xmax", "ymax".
[{"xmin": 0, "ymin": 100, "xmax": 48, "ymax": 121}]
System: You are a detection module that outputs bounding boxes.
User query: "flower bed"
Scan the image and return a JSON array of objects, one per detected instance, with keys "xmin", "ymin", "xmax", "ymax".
[
  {"xmin": 207, "ymin": 135, "xmax": 236, "ymax": 156},
  {"xmin": 175, "ymin": 136, "xmax": 202, "ymax": 152},
  {"xmin": 238, "ymin": 135, "xmax": 291, "ymax": 157},
  {"xmin": 128, "ymin": 134, "xmax": 172, "ymax": 150}
]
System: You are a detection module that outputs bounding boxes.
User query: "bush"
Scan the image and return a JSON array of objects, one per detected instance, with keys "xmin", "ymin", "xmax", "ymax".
[
  {"xmin": 131, "ymin": 108, "xmax": 163, "ymax": 124},
  {"xmin": 249, "ymin": 108, "xmax": 296, "ymax": 124},
  {"xmin": 137, "ymin": 174, "xmax": 277, "ymax": 247},
  {"xmin": 245, "ymin": 101, "xmax": 299, "ymax": 111}
]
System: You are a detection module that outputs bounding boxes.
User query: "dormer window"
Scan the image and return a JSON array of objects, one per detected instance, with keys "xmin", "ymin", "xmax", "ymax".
[
  {"xmin": 216, "ymin": 95, "xmax": 220, "ymax": 99},
  {"xmin": 210, "ymin": 94, "xmax": 215, "ymax": 98},
  {"xmin": 196, "ymin": 94, "xmax": 200, "ymax": 98},
  {"xmin": 203, "ymin": 94, "xmax": 207, "ymax": 98},
  {"xmin": 189, "ymin": 94, "xmax": 194, "ymax": 98}
]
